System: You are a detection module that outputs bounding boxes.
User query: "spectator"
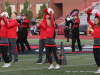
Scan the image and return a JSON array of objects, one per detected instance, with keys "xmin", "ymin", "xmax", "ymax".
[{"xmin": 31, "ymin": 16, "xmax": 36, "ymax": 25}]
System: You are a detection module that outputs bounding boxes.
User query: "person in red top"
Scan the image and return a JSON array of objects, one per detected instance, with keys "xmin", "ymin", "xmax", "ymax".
[
  {"xmin": 19, "ymin": 14, "xmax": 31, "ymax": 52},
  {"xmin": 45, "ymin": 9, "xmax": 60, "ymax": 69},
  {"xmin": 35, "ymin": 19, "xmax": 48, "ymax": 64},
  {"xmin": 0, "ymin": 14, "xmax": 11, "ymax": 67},
  {"xmin": 87, "ymin": 9, "xmax": 100, "ymax": 73},
  {"xmin": 71, "ymin": 14, "xmax": 82, "ymax": 52},
  {"xmin": 7, "ymin": 12, "xmax": 18, "ymax": 63}
]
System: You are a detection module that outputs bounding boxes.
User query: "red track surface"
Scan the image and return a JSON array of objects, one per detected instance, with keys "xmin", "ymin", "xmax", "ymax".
[{"xmin": 27, "ymin": 35, "xmax": 93, "ymax": 40}]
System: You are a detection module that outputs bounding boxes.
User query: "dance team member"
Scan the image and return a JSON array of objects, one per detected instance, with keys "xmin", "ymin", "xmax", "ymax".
[
  {"xmin": 87, "ymin": 9, "xmax": 100, "ymax": 73},
  {"xmin": 7, "ymin": 12, "xmax": 18, "ymax": 63},
  {"xmin": 0, "ymin": 12, "xmax": 11, "ymax": 67},
  {"xmin": 45, "ymin": 8, "xmax": 60, "ymax": 69},
  {"xmin": 35, "ymin": 19, "xmax": 48, "ymax": 64}
]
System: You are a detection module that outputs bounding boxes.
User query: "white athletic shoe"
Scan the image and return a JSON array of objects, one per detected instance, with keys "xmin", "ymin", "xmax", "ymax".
[
  {"xmin": 2, "ymin": 63, "xmax": 11, "ymax": 68},
  {"xmin": 55, "ymin": 65, "xmax": 60, "ymax": 69},
  {"xmin": 95, "ymin": 69, "xmax": 100, "ymax": 73},
  {"xmin": 48, "ymin": 65, "xmax": 54, "ymax": 69}
]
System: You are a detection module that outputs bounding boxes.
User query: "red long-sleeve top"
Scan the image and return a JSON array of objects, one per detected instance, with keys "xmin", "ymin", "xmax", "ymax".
[
  {"xmin": 45, "ymin": 11, "xmax": 56, "ymax": 46},
  {"xmin": 37, "ymin": 21, "xmax": 46, "ymax": 39},
  {"xmin": 0, "ymin": 15, "xmax": 9, "ymax": 46},
  {"xmin": 0, "ymin": 17, "xmax": 1, "ymax": 38},
  {"xmin": 74, "ymin": 18, "xmax": 80, "ymax": 28},
  {"xmin": 21, "ymin": 19, "xmax": 29, "ymax": 28},
  {"xmin": 0, "ymin": 15, "xmax": 8, "ymax": 38},
  {"xmin": 87, "ymin": 13, "xmax": 100, "ymax": 48},
  {"xmin": 7, "ymin": 19, "xmax": 18, "ymax": 39}
]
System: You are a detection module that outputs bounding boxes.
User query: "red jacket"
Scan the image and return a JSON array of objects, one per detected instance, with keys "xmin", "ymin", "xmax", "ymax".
[
  {"xmin": 21, "ymin": 19, "xmax": 29, "ymax": 28},
  {"xmin": 74, "ymin": 18, "xmax": 80, "ymax": 28},
  {"xmin": 0, "ymin": 15, "xmax": 8, "ymax": 38},
  {"xmin": 0, "ymin": 17, "xmax": 1, "ymax": 37},
  {"xmin": 37, "ymin": 21, "xmax": 46, "ymax": 39},
  {"xmin": 7, "ymin": 19, "xmax": 18, "ymax": 38}
]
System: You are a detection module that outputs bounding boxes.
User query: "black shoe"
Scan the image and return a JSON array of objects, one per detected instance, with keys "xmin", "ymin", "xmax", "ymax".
[
  {"xmin": 28, "ymin": 49, "xmax": 31, "ymax": 52},
  {"xmin": 43, "ymin": 61, "xmax": 49, "ymax": 64},
  {"xmin": 18, "ymin": 49, "xmax": 20, "ymax": 52},
  {"xmin": 13, "ymin": 61, "xmax": 19, "ymax": 63},
  {"xmin": 79, "ymin": 49, "xmax": 82, "ymax": 51},
  {"xmin": 72, "ymin": 50, "xmax": 75, "ymax": 52},
  {"xmin": 34, "ymin": 61, "xmax": 43, "ymax": 64},
  {"xmin": 21, "ymin": 50, "xmax": 24, "ymax": 52}
]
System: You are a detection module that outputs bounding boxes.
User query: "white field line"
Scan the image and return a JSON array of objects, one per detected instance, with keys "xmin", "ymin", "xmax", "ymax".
[
  {"xmin": 85, "ymin": 58, "xmax": 94, "ymax": 59},
  {"xmin": 0, "ymin": 63, "xmax": 96, "ymax": 73}
]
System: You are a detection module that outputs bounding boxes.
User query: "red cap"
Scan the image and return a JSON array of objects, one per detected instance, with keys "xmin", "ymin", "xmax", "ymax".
[
  {"xmin": 22, "ymin": 14, "xmax": 27, "ymax": 16},
  {"xmin": 74, "ymin": 14, "xmax": 78, "ymax": 17}
]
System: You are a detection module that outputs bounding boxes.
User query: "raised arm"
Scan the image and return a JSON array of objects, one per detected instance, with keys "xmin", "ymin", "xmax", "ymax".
[
  {"xmin": 37, "ymin": 23, "xmax": 41, "ymax": 30},
  {"xmin": 41, "ymin": 22, "xmax": 46, "ymax": 30},
  {"xmin": 3, "ymin": 15, "xmax": 8, "ymax": 27},
  {"xmin": 22, "ymin": 19, "xmax": 29, "ymax": 24},
  {"xmin": 75, "ymin": 19, "xmax": 80, "ymax": 24},
  {"xmin": 87, "ymin": 14, "xmax": 95, "ymax": 29},
  {"xmin": 50, "ymin": 11, "xmax": 55, "ymax": 29},
  {"xmin": 8, "ymin": 20, "xmax": 18, "ymax": 28}
]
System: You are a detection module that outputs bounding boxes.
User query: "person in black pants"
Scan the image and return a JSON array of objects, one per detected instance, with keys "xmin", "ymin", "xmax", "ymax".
[
  {"xmin": 87, "ymin": 9, "xmax": 100, "ymax": 73},
  {"xmin": 71, "ymin": 14, "xmax": 82, "ymax": 52},
  {"xmin": 19, "ymin": 14, "xmax": 31, "ymax": 52},
  {"xmin": 0, "ymin": 14, "xmax": 11, "ymax": 67},
  {"xmin": 45, "ymin": 9, "xmax": 60, "ymax": 69},
  {"xmin": 16, "ymin": 17, "xmax": 24, "ymax": 52},
  {"xmin": 65, "ymin": 15, "xmax": 74, "ymax": 42}
]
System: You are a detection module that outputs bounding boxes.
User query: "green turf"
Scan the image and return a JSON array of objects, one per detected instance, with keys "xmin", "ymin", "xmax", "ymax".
[
  {"xmin": 0, "ymin": 54, "xmax": 99, "ymax": 75},
  {"xmin": 28, "ymin": 39, "xmax": 93, "ymax": 45}
]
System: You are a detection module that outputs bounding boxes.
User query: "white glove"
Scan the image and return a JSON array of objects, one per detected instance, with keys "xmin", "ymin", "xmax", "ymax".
[
  {"xmin": 47, "ymin": 8, "xmax": 54, "ymax": 14},
  {"xmin": 91, "ymin": 9, "xmax": 98, "ymax": 15}
]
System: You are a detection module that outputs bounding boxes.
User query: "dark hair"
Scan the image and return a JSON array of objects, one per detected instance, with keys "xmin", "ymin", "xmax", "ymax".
[
  {"xmin": 13, "ymin": 12, "xmax": 17, "ymax": 16},
  {"xmin": 67, "ymin": 15, "xmax": 70, "ymax": 17},
  {"xmin": 48, "ymin": 17, "xmax": 51, "ymax": 20},
  {"xmin": 1, "ymin": 18, "xmax": 5, "ymax": 22},
  {"xmin": 95, "ymin": 16, "xmax": 100, "ymax": 25},
  {"xmin": 48, "ymin": 17, "xmax": 55, "ymax": 21}
]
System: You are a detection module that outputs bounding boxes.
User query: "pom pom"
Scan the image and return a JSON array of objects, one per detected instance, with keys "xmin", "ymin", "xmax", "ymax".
[
  {"xmin": 91, "ymin": 9, "xmax": 98, "ymax": 15},
  {"xmin": 4, "ymin": 12, "xmax": 9, "ymax": 18},
  {"xmin": 1, "ymin": 12, "xmax": 9, "ymax": 18},
  {"xmin": 1, "ymin": 12, "xmax": 5, "ymax": 17},
  {"xmin": 47, "ymin": 8, "xmax": 54, "ymax": 14}
]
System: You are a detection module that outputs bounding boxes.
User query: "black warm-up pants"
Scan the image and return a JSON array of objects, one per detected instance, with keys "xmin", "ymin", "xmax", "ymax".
[
  {"xmin": 46, "ymin": 46, "xmax": 59, "ymax": 64},
  {"xmin": 72, "ymin": 27, "xmax": 82, "ymax": 51},
  {"xmin": 66, "ymin": 29, "xmax": 70, "ymax": 40},
  {"xmin": 1, "ymin": 46, "xmax": 9, "ymax": 63},
  {"xmin": 93, "ymin": 48, "xmax": 100, "ymax": 67},
  {"xmin": 38, "ymin": 39, "xmax": 48, "ymax": 62},
  {"xmin": 19, "ymin": 28, "xmax": 31, "ymax": 51}
]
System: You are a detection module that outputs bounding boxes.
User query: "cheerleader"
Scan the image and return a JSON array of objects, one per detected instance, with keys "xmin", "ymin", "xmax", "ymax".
[
  {"xmin": 44, "ymin": 8, "xmax": 60, "ymax": 69},
  {"xmin": 87, "ymin": 9, "xmax": 100, "ymax": 73},
  {"xmin": 0, "ymin": 12, "xmax": 11, "ymax": 67}
]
